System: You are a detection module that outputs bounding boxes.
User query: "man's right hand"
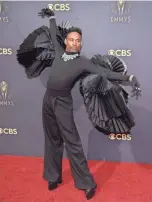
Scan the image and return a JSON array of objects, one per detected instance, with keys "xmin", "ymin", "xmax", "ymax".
[
  {"xmin": 38, "ymin": 8, "xmax": 55, "ymax": 18},
  {"xmin": 129, "ymin": 75, "xmax": 142, "ymax": 100}
]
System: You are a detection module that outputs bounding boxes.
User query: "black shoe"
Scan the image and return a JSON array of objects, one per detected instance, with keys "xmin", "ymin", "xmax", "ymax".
[
  {"xmin": 48, "ymin": 180, "xmax": 62, "ymax": 190},
  {"xmin": 85, "ymin": 187, "xmax": 96, "ymax": 200}
]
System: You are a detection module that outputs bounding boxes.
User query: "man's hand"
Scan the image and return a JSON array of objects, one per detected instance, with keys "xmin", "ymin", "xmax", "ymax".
[
  {"xmin": 129, "ymin": 75, "xmax": 141, "ymax": 100},
  {"xmin": 60, "ymin": 21, "xmax": 73, "ymax": 29},
  {"xmin": 38, "ymin": 8, "xmax": 55, "ymax": 18}
]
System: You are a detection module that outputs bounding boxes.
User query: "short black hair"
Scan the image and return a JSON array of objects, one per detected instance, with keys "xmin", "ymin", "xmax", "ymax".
[{"xmin": 66, "ymin": 27, "xmax": 82, "ymax": 37}]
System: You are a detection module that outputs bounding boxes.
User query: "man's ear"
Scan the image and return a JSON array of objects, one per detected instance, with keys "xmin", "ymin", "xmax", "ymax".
[{"xmin": 64, "ymin": 39, "xmax": 67, "ymax": 45}]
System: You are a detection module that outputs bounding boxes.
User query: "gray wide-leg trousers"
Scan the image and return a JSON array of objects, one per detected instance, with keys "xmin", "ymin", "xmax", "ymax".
[{"xmin": 42, "ymin": 91, "xmax": 96, "ymax": 189}]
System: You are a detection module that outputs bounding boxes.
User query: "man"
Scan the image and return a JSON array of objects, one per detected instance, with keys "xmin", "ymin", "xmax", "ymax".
[{"xmin": 38, "ymin": 8, "xmax": 141, "ymax": 200}]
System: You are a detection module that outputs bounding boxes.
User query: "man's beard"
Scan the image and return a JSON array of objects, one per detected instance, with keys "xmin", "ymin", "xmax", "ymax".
[
  {"xmin": 70, "ymin": 49, "xmax": 78, "ymax": 52},
  {"xmin": 70, "ymin": 46, "xmax": 81, "ymax": 53}
]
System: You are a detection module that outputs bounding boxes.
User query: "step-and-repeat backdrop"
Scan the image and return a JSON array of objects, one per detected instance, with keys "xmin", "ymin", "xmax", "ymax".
[{"xmin": 0, "ymin": 1, "xmax": 152, "ymax": 166}]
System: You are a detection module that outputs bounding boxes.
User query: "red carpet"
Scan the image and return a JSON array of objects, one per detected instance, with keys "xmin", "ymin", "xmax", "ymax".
[{"xmin": 0, "ymin": 155, "xmax": 152, "ymax": 202}]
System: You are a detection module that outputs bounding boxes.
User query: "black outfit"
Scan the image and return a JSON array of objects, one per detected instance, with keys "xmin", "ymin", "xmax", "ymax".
[{"xmin": 42, "ymin": 18, "xmax": 131, "ymax": 189}]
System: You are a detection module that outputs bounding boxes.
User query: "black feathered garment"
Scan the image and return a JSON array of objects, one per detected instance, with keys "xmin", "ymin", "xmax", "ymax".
[
  {"xmin": 79, "ymin": 54, "xmax": 135, "ymax": 134},
  {"xmin": 16, "ymin": 18, "xmax": 135, "ymax": 135}
]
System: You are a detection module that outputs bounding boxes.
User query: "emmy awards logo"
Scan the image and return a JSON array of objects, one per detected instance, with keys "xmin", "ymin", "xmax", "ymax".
[
  {"xmin": 112, "ymin": 0, "xmax": 131, "ymax": 15},
  {"xmin": 0, "ymin": 0, "xmax": 9, "ymax": 22},
  {"xmin": 110, "ymin": 0, "xmax": 131, "ymax": 23},
  {"xmin": 0, "ymin": 0, "xmax": 7, "ymax": 14},
  {"xmin": 0, "ymin": 81, "xmax": 14, "ymax": 106},
  {"xmin": 0, "ymin": 81, "xmax": 8, "ymax": 100}
]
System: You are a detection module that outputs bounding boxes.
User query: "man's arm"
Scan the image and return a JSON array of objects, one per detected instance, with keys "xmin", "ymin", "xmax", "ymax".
[
  {"xmin": 82, "ymin": 58, "xmax": 130, "ymax": 81},
  {"xmin": 49, "ymin": 17, "xmax": 63, "ymax": 53},
  {"xmin": 38, "ymin": 8, "xmax": 63, "ymax": 54},
  {"xmin": 80, "ymin": 57, "xmax": 141, "ymax": 99}
]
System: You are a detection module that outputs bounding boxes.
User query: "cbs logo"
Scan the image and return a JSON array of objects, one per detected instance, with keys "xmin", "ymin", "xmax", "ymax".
[
  {"xmin": 108, "ymin": 49, "xmax": 132, "ymax": 57},
  {"xmin": 48, "ymin": 4, "xmax": 70, "ymax": 11},
  {"xmin": 0, "ymin": 128, "xmax": 17, "ymax": 135},
  {"xmin": 0, "ymin": 48, "xmax": 12, "ymax": 55},
  {"xmin": 109, "ymin": 133, "xmax": 131, "ymax": 141}
]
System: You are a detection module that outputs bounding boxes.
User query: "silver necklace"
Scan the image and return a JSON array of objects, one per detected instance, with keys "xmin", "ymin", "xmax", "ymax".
[{"xmin": 61, "ymin": 52, "xmax": 79, "ymax": 61}]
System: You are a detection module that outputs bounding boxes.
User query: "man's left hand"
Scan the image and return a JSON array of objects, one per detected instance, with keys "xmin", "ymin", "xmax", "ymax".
[{"xmin": 131, "ymin": 86, "xmax": 142, "ymax": 100}]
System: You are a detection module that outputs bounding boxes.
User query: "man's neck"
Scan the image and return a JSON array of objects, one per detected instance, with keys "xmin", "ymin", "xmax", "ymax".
[{"xmin": 65, "ymin": 50, "xmax": 80, "ymax": 55}]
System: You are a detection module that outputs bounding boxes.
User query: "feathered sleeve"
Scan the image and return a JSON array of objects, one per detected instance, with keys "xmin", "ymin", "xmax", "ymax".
[
  {"xmin": 79, "ymin": 54, "xmax": 135, "ymax": 135},
  {"xmin": 16, "ymin": 26, "xmax": 55, "ymax": 79}
]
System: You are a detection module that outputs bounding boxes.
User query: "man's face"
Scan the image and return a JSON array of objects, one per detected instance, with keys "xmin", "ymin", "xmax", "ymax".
[{"xmin": 65, "ymin": 32, "xmax": 82, "ymax": 53}]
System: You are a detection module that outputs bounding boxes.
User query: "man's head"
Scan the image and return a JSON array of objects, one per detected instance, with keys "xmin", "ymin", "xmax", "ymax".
[{"xmin": 64, "ymin": 27, "xmax": 82, "ymax": 53}]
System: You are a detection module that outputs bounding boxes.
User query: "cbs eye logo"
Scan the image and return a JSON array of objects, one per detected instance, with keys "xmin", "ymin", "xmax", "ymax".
[
  {"xmin": 0, "ymin": 48, "xmax": 12, "ymax": 55},
  {"xmin": 47, "ymin": 4, "xmax": 70, "ymax": 11},
  {"xmin": 109, "ymin": 133, "xmax": 132, "ymax": 141},
  {"xmin": 0, "ymin": 128, "xmax": 17, "ymax": 135},
  {"xmin": 108, "ymin": 49, "xmax": 132, "ymax": 57}
]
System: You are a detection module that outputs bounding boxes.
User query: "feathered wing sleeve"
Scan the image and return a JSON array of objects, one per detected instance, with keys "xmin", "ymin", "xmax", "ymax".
[
  {"xmin": 16, "ymin": 18, "xmax": 74, "ymax": 79},
  {"xmin": 16, "ymin": 26, "xmax": 55, "ymax": 79},
  {"xmin": 79, "ymin": 54, "xmax": 135, "ymax": 135}
]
